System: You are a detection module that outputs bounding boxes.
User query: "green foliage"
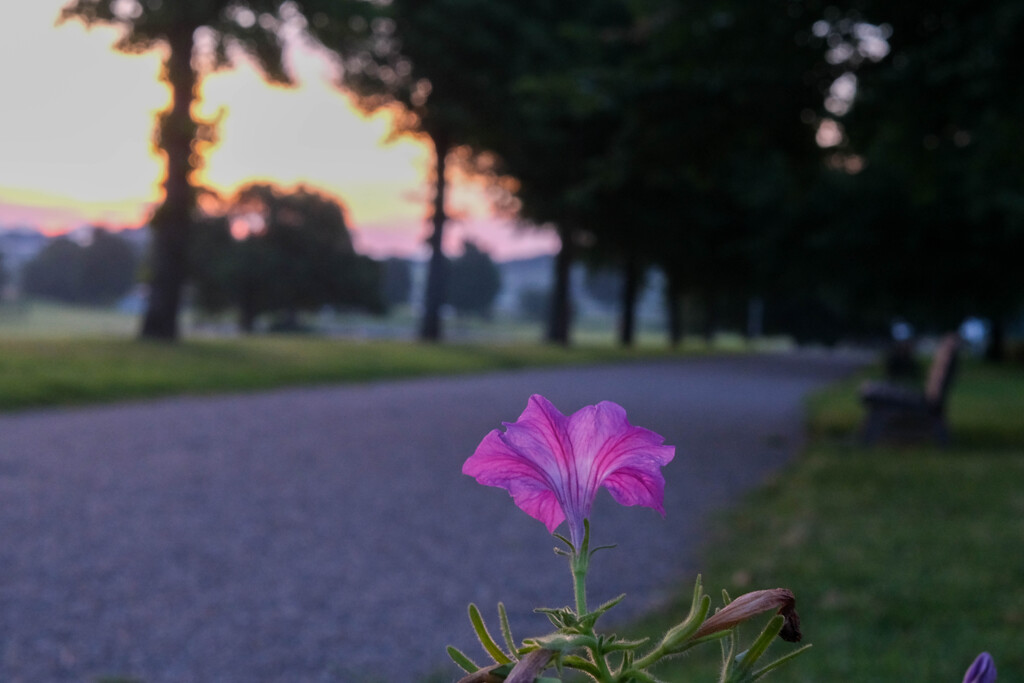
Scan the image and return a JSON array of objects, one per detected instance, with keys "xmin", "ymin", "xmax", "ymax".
[
  {"xmin": 22, "ymin": 237, "xmax": 81, "ymax": 303},
  {"xmin": 584, "ymin": 268, "xmax": 623, "ymax": 310},
  {"xmin": 447, "ymin": 241, "xmax": 501, "ymax": 318},
  {"xmin": 298, "ymin": 0, "xmax": 545, "ymax": 339},
  {"xmin": 381, "ymin": 257, "xmax": 413, "ymax": 307},
  {"xmin": 453, "ymin": 535, "xmax": 806, "ymax": 682},
  {"xmin": 22, "ymin": 229, "xmax": 139, "ymax": 305},
  {"xmin": 59, "ymin": 0, "xmax": 291, "ymax": 83},
  {"xmin": 518, "ymin": 287, "xmax": 551, "ymax": 324},
  {"xmin": 190, "ymin": 184, "xmax": 384, "ymax": 330},
  {"xmin": 632, "ymin": 360, "xmax": 1024, "ymax": 681},
  {"xmin": 803, "ymin": 0, "xmax": 1024, "ymax": 334}
]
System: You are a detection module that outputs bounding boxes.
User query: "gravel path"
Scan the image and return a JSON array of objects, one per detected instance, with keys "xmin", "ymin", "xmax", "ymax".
[{"xmin": 0, "ymin": 351, "xmax": 866, "ymax": 682}]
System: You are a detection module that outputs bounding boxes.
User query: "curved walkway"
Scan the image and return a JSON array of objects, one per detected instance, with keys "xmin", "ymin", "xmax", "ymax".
[{"xmin": 0, "ymin": 351, "xmax": 866, "ymax": 682}]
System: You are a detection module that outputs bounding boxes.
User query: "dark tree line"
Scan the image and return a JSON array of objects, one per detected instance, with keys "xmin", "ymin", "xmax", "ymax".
[
  {"xmin": 61, "ymin": 0, "xmax": 1023, "ymax": 352},
  {"xmin": 805, "ymin": 0, "xmax": 1024, "ymax": 357},
  {"xmin": 190, "ymin": 184, "xmax": 383, "ymax": 332},
  {"xmin": 22, "ymin": 229, "xmax": 140, "ymax": 305}
]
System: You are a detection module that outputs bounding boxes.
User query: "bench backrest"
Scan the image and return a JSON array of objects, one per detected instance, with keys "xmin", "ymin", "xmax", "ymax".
[{"xmin": 924, "ymin": 333, "xmax": 960, "ymax": 409}]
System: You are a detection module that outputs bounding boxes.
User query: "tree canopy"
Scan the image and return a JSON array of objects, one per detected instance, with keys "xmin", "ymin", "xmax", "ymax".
[
  {"xmin": 447, "ymin": 241, "xmax": 501, "ymax": 318},
  {"xmin": 298, "ymin": 0, "xmax": 564, "ymax": 340},
  {"xmin": 791, "ymin": 0, "xmax": 1024, "ymax": 351},
  {"xmin": 60, "ymin": 0, "xmax": 292, "ymax": 339},
  {"xmin": 190, "ymin": 184, "xmax": 383, "ymax": 331},
  {"xmin": 22, "ymin": 229, "xmax": 140, "ymax": 305}
]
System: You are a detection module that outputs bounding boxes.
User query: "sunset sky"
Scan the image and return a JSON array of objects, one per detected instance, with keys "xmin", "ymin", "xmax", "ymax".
[{"xmin": 0, "ymin": 1, "xmax": 559, "ymax": 260}]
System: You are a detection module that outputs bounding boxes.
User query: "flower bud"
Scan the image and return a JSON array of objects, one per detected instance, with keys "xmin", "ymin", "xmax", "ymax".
[
  {"xmin": 962, "ymin": 652, "xmax": 996, "ymax": 683},
  {"xmin": 692, "ymin": 588, "xmax": 802, "ymax": 643}
]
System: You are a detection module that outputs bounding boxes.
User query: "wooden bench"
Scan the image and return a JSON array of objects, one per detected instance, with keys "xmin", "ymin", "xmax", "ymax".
[{"xmin": 860, "ymin": 333, "xmax": 961, "ymax": 445}]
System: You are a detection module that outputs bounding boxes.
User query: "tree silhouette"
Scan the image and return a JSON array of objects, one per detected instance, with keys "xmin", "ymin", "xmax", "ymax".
[
  {"xmin": 190, "ymin": 184, "xmax": 382, "ymax": 331},
  {"xmin": 60, "ymin": 0, "xmax": 291, "ymax": 340},
  {"xmin": 381, "ymin": 257, "xmax": 413, "ymax": 308},
  {"xmin": 820, "ymin": 0, "xmax": 1024, "ymax": 358},
  {"xmin": 300, "ymin": 0, "xmax": 547, "ymax": 341},
  {"xmin": 582, "ymin": 1, "xmax": 825, "ymax": 346},
  {"xmin": 473, "ymin": 1, "xmax": 629, "ymax": 345},
  {"xmin": 447, "ymin": 241, "xmax": 501, "ymax": 318},
  {"xmin": 23, "ymin": 237, "xmax": 82, "ymax": 303},
  {"xmin": 22, "ymin": 228, "xmax": 139, "ymax": 304}
]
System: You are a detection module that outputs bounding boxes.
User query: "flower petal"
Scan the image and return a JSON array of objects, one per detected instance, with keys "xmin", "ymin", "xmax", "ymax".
[
  {"xmin": 462, "ymin": 396, "xmax": 573, "ymax": 534},
  {"xmin": 567, "ymin": 401, "xmax": 675, "ymax": 514}
]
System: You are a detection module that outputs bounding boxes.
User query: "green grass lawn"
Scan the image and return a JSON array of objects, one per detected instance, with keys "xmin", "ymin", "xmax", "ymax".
[
  {"xmin": 0, "ymin": 335, "xmax": 680, "ymax": 411},
  {"xmin": 0, "ymin": 301, "xmax": 686, "ymax": 410},
  {"xmin": 0, "ymin": 300, "xmax": 140, "ymax": 338},
  {"xmin": 0, "ymin": 301, "xmax": 794, "ymax": 412},
  {"xmin": 627, "ymin": 359, "xmax": 1024, "ymax": 682}
]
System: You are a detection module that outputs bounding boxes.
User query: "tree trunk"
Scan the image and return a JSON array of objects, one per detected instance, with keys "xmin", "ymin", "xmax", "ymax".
[
  {"xmin": 140, "ymin": 28, "xmax": 197, "ymax": 341},
  {"xmin": 666, "ymin": 272, "xmax": 683, "ymax": 348},
  {"xmin": 618, "ymin": 252, "xmax": 640, "ymax": 347},
  {"xmin": 746, "ymin": 296, "xmax": 764, "ymax": 339},
  {"xmin": 419, "ymin": 130, "xmax": 449, "ymax": 342},
  {"xmin": 985, "ymin": 315, "xmax": 1006, "ymax": 363},
  {"xmin": 546, "ymin": 225, "xmax": 573, "ymax": 346},
  {"xmin": 703, "ymin": 289, "xmax": 719, "ymax": 344},
  {"xmin": 239, "ymin": 305, "xmax": 256, "ymax": 334}
]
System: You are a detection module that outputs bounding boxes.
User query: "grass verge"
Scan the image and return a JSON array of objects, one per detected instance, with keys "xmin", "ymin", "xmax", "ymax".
[
  {"xmin": 0, "ymin": 336, "xmax": 679, "ymax": 412},
  {"xmin": 628, "ymin": 359, "xmax": 1024, "ymax": 682}
]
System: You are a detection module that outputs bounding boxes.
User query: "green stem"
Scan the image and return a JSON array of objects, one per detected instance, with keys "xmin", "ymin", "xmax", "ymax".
[
  {"xmin": 590, "ymin": 644, "xmax": 614, "ymax": 682},
  {"xmin": 573, "ymin": 551, "xmax": 589, "ymax": 616}
]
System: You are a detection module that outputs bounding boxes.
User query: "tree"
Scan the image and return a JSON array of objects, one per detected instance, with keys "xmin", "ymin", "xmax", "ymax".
[
  {"xmin": 60, "ymin": 0, "xmax": 291, "ymax": 340},
  {"xmin": 190, "ymin": 184, "xmax": 383, "ymax": 331},
  {"xmin": 381, "ymin": 257, "xmax": 413, "ymax": 308},
  {"xmin": 447, "ymin": 241, "xmax": 501, "ymax": 318},
  {"xmin": 81, "ymin": 228, "xmax": 141, "ymax": 303},
  {"xmin": 588, "ymin": 1, "xmax": 827, "ymax": 346},
  {"xmin": 22, "ymin": 237, "xmax": 82, "ymax": 303},
  {"xmin": 477, "ymin": 1, "xmax": 636, "ymax": 345},
  {"xmin": 22, "ymin": 229, "xmax": 140, "ymax": 304},
  {"xmin": 817, "ymin": 0, "xmax": 1024, "ymax": 358},
  {"xmin": 300, "ymin": 0, "xmax": 553, "ymax": 341},
  {"xmin": 584, "ymin": 267, "xmax": 623, "ymax": 311}
]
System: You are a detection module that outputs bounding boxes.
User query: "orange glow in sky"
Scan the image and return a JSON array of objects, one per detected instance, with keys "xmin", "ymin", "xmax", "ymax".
[{"xmin": 0, "ymin": 1, "xmax": 558, "ymax": 260}]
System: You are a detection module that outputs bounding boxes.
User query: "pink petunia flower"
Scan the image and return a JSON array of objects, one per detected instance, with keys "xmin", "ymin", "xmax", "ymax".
[{"xmin": 463, "ymin": 394, "xmax": 675, "ymax": 547}]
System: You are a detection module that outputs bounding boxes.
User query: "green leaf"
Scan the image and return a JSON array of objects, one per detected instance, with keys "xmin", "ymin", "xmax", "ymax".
[
  {"xmin": 633, "ymin": 577, "xmax": 712, "ymax": 670},
  {"xmin": 723, "ymin": 615, "xmax": 786, "ymax": 682},
  {"xmin": 577, "ymin": 592, "xmax": 627, "ymax": 630},
  {"xmin": 498, "ymin": 602, "xmax": 518, "ymax": 659},
  {"xmin": 447, "ymin": 646, "xmax": 479, "ymax": 673},
  {"xmin": 736, "ymin": 614, "xmax": 785, "ymax": 674},
  {"xmin": 600, "ymin": 636, "xmax": 650, "ymax": 653},
  {"xmin": 661, "ymin": 594, "xmax": 710, "ymax": 651},
  {"xmin": 536, "ymin": 606, "xmax": 579, "ymax": 630},
  {"xmin": 751, "ymin": 644, "xmax": 813, "ymax": 680},
  {"xmin": 560, "ymin": 654, "xmax": 602, "ymax": 677},
  {"xmin": 527, "ymin": 632, "xmax": 598, "ymax": 653},
  {"xmin": 589, "ymin": 543, "xmax": 617, "ymax": 558},
  {"xmin": 627, "ymin": 670, "xmax": 670, "ymax": 683},
  {"xmin": 553, "ymin": 532, "xmax": 574, "ymax": 551},
  {"xmin": 469, "ymin": 603, "xmax": 513, "ymax": 665}
]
